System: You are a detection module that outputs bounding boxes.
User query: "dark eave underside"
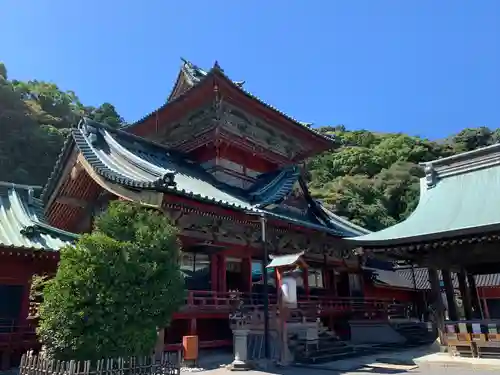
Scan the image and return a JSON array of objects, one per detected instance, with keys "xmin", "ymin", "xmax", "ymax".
[{"xmin": 388, "ymin": 268, "xmax": 500, "ymax": 289}]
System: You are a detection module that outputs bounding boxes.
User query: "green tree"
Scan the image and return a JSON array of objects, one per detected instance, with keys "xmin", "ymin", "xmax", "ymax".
[
  {"xmin": 0, "ymin": 62, "xmax": 126, "ymax": 185},
  {"xmin": 0, "ymin": 62, "xmax": 7, "ymax": 79},
  {"xmin": 88, "ymin": 102, "xmax": 125, "ymax": 128},
  {"xmin": 36, "ymin": 201, "xmax": 185, "ymax": 360},
  {"xmin": 451, "ymin": 127, "xmax": 494, "ymax": 152},
  {"xmin": 308, "ymin": 126, "xmax": 460, "ymax": 230}
]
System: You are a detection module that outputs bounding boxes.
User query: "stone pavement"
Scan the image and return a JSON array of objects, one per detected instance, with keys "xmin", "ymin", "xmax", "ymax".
[
  {"xmin": 184, "ymin": 345, "xmax": 500, "ymax": 374},
  {"xmin": 192, "ymin": 366, "xmax": 498, "ymax": 374}
]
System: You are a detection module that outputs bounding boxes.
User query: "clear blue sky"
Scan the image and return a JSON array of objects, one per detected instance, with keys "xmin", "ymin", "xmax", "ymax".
[{"xmin": 2, "ymin": 1, "xmax": 499, "ymax": 139}]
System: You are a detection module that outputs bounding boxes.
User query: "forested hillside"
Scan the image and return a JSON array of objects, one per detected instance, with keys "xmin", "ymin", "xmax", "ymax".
[
  {"xmin": 1, "ymin": 62, "xmax": 497, "ymax": 231},
  {"xmin": 307, "ymin": 126, "xmax": 500, "ymax": 230},
  {"xmin": 0, "ymin": 63, "xmax": 124, "ymax": 186}
]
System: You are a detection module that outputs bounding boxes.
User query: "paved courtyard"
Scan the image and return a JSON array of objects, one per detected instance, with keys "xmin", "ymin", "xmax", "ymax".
[
  {"xmin": 188, "ymin": 346, "xmax": 500, "ymax": 374},
  {"xmin": 194, "ymin": 366, "xmax": 498, "ymax": 375}
]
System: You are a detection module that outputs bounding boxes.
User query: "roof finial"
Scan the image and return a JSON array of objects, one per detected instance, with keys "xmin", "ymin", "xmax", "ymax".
[
  {"xmin": 213, "ymin": 61, "xmax": 223, "ymax": 72},
  {"xmin": 424, "ymin": 163, "xmax": 436, "ymax": 188},
  {"xmin": 156, "ymin": 172, "xmax": 177, "ymax": 188},
  {"xmin": 27, "ymin": 188, "xmax": 34, "ymax": 206}
]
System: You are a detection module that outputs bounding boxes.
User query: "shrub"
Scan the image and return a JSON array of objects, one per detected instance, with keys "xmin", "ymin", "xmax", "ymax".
[{"xmin": 37, "ymin": 201, "xmax": 185, "ymax": 360}]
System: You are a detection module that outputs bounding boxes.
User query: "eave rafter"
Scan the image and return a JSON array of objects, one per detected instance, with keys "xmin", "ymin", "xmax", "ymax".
[
  {"xmin": 364, "ymin": 232, "xmax": 500, "ymax": 270},
  {"xmin": 0, "ymin": 247, "xmax": 59, "ymax": 260}
]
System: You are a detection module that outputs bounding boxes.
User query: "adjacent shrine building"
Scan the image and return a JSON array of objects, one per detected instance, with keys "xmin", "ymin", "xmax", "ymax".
[
  {"xmin": 0, "ymin": 182, "xmax": 76, "ymax": 369},
  {"xmin": 347, "ymin": 143, "xmax": 500, "ymax": 348}
]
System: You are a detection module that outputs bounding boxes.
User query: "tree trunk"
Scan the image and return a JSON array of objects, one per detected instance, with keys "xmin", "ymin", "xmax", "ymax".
[{"xmin": 155, "ymin": 327, "xmax": 165, "ymax": 361}]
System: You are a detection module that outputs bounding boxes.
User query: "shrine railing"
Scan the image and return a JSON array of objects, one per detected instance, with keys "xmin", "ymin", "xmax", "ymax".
[
  {"xmin": 25, "ymin": 291, "xmax": 412, "ymax": 323},
  {"xmin": 0, "ymin": 320, "xmax": 38, "ymax": 350},
  {"xmin": 181, "ymin": 290, "xmax": 412, "ymax": 320}
]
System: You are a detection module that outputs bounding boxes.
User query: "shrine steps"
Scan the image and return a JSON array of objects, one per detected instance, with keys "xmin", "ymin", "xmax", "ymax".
[
  {"xmin": 390, "ymin": 321, "xmax": 437, "ymax": 346},
  {"xmin": 294, "ymin": 321, "xmax": 436, "ymax": 364},
  {"xmin": 293, "ymin": 332, "xmax": 356, "ymax": 364}
]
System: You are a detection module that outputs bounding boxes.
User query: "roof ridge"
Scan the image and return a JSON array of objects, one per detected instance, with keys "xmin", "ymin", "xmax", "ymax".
[
  {"xmin": 0, "ymin": 181, "xmax": 43, "ymax": 190},
  {"xmin": 79, "ymin": 118, "xmax": 229, "ymax": 187},
  {"xmin": 125, "ymin": 61, "xmax": 214, "ymax": 128},
  {"xmin": 421, "ymin": 142, "xmax": 500, "ymax": 168},
  {"xmin": 29, "ymin": 221, "xmax": 79, "ymax": 240},
  {"xmin": 41, "ymin": 131, "xmax": 76, "ymax": 203},
  {"xmin": 208, "ymin": 63, "xmax": 335, "ymax": 144},
  {"xmin": 422, "ymin": 143, "xmax": 500, "ymax": 188}
]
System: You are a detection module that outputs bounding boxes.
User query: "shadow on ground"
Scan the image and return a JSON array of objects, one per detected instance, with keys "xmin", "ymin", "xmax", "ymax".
[{"xmin": 192, "ymin": 345, "xmax": 437, "ymax": 374}]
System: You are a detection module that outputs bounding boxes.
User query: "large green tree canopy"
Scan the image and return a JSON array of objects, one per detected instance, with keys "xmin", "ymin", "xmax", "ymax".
[
  {"xmin": 36, "ymin": 201, "xmax": 185, "ymax": 360},
  {"xmin": 1, "ymin": 62, "xmax": 497, "ymax": 231}
]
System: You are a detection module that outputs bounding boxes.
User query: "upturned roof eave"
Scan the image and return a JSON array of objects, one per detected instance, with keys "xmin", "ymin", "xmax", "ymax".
[
  {"xmin": 124, "ymin": 67, "xmax": 215, "ymax": 131},
  {"xmin": 0, "ymin": 183, "xmax": 77, "ymax": 251},
  {"xmin": 40, "ymin": 133, "xmax": 77, "ymax": 204}
]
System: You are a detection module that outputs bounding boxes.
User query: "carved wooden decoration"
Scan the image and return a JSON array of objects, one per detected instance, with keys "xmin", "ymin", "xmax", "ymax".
[
  {"xmin": 167, "ymin": 208, "xmax": 346, "ymax": 259},
  {"xmin": 153, "ymin": 101, "xmax": 311, "ymax": 162}
]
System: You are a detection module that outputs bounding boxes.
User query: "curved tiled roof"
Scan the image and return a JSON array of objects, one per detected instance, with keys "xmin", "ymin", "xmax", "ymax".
[
  {"xmin": 192, "ymin": 60, "xmax": 335, "ymax": 144},
  {"xmin": 75, "ymin": 120, "xmax": 253, "ymax": 210},
  {"xmin": 348, "ymin": 143, "xmax": 500, "ymax": 246},
  {"xmin": 0, "ymin": 182, "xmax": 77, "ymax": 251},
  {"xmin": 65, "ymin": 119, "xmax": 365, "ymax": 237},
  {"xmin": 127, "ymin": 59, "xmax": 335, "ymax": 146},
  {"xmin": 248, "ymin": 166, "xmax": 301, "ymax": 206}
]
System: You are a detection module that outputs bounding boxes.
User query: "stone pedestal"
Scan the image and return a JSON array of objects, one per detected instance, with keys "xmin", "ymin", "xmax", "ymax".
[{"xmin": 231, "ymin": 329, "xmax": 251, "ymax": 371}]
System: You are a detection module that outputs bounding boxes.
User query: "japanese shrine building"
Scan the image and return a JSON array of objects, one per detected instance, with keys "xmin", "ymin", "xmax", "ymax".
[{"xmin": 5, "ymin": 59, "xmax": 410, "ymax": 351}]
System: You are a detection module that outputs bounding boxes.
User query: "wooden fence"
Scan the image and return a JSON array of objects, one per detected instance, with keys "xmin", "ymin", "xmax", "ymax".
[{"xmin": 19, "ymin": 351, "xmax": 180, "ymax": 375}]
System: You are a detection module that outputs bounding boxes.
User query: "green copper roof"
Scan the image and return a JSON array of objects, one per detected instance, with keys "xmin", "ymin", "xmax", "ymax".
[
  {"xmin": 57, "ymin": 119, "xmax": 366, "ymax": 238},
  {"xmin": 348, "ymin": 143, "xmax": 500, "ymax": 246},
  {"xmin": 0, "ymin": 182, "xmax": 77, "ymax": 251}
]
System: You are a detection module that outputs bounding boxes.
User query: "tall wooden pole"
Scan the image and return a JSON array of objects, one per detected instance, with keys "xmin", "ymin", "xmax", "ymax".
[
  {"xmin": 457, "ymin": 270, "xmax": 473, "ymax": 320},
  {"xmin": 442, "ymin": 270, "xmax": 458, "ymax": 321},
  {"xmin": 428, "ymin": 268, "xmax": 446, "ymax": 345},
  {"xmin": 467, "ymin": 273, "xmax": 484, "ymax": 319},
  {"xmin": 411, "ymin": 264, "xmax": 418, "ymax": 319},
  {"xmin": 260, "ymin": 214, "xmax": 270, "ymax": 361}
]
